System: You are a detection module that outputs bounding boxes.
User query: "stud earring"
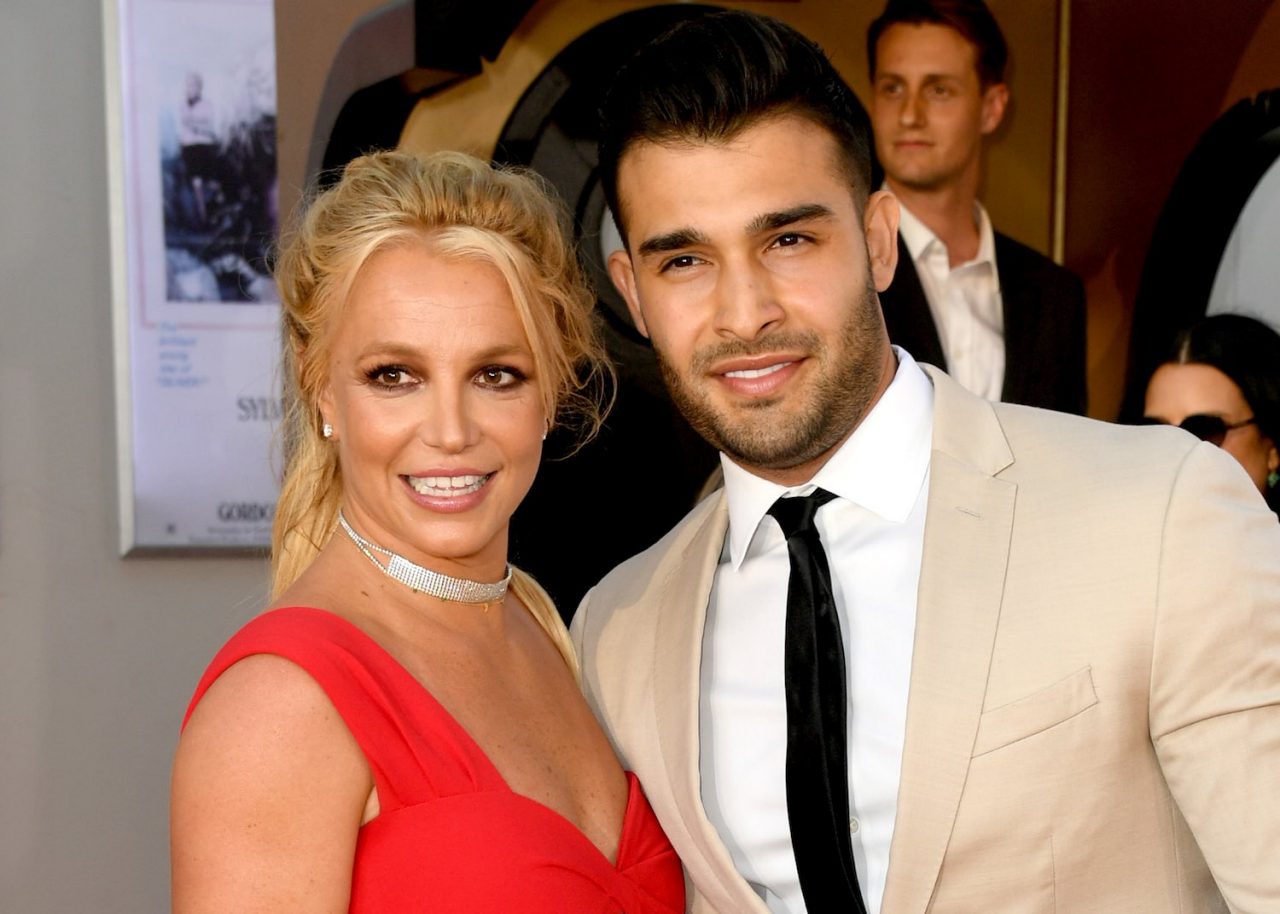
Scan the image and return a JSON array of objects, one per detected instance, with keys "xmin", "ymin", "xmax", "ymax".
[
  {"xmin": 542, "ymin": 421, "xmax": 549, "ymax": 442},
  {"xmin": 322, "ymin": 422, "xmax": 334, "ymax": 439}
]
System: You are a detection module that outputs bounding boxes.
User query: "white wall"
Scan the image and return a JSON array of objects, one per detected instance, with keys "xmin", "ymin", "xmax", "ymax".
[
  {"xmin": 0, "ymin": 1, "xmax": 271, "ymax": 909},
  {"xmin": 1209, "ymin": 155, "xmax": 1280, "ymax": 326}
]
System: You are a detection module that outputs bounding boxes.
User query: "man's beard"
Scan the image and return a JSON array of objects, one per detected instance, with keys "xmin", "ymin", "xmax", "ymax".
[{"xmin": 654, "ymin": 274, "xmax": 887, "ymax": 473}]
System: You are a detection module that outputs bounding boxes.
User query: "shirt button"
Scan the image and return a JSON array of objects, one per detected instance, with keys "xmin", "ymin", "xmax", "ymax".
[{"xmin": 849, "ymin": 817, "xmax": 860, "ymax": 834}]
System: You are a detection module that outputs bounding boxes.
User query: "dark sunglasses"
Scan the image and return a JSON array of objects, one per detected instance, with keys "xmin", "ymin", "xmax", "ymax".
[{"xmin": 1140, "ymin": 413, "xmax": 1256, "ymax": 446}]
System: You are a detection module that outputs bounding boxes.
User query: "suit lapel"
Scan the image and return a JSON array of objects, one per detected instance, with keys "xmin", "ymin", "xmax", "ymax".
[
  {"xmin": 882, "ymin": 367, "xmax": 1017, "ymax": 914},
  {"xmin": 994, "ymin": 234, "xmax": 1031, "ymax": 404},
  {"xmin": 651, "ymin": 497, "xmax": 721, "ymax": 818},
  {"xmin": 649, "ymin": 494, "xmax": 772, "ymax": 914},
  {"xmin": 881, "ymin": 235, "xmax": 948, "ymax": 371}
]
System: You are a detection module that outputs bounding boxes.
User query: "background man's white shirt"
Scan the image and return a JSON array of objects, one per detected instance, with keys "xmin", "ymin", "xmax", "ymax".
[{"xmin": 897, "ymin": 201, "xmax": 1004, "ymax": 401}]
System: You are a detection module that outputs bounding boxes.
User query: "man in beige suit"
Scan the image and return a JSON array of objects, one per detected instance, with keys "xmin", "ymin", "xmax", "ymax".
[{"xmin": 572, "ymin": 11, "xmax": 1280, "ymax": 914}]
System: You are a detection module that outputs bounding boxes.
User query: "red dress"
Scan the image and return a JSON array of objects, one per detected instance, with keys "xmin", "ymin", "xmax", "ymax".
[{"xmin": 182, "ymin": 607, "xmax": 685, "ymax": 913}]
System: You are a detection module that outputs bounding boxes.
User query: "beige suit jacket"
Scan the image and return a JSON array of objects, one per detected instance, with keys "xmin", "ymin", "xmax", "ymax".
[{"xmin": 572, "ymin": 367, "xmax": 1280, "ymax": 914}]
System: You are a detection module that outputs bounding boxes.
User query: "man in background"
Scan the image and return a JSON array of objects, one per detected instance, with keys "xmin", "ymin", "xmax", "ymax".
[{"xmin": 869, "ymin": 0, "xmax": 1087, "ymax": 413}]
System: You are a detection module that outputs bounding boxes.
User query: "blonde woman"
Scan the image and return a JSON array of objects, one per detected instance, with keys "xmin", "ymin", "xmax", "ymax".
[{"xmin": 171, "ymin": 150, "xmax": 683, "ymax": 913}]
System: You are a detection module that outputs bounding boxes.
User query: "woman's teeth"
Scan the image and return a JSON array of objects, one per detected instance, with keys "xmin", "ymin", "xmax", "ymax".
[{"xmin": 407, "ymin": 474, "xmax": 489, "ymax": 497}]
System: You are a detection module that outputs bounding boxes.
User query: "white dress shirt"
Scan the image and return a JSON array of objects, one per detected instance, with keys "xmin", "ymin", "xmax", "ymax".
[
  {"xmin": 897, "ymin": 201, "xmax": 1004, "ymax": 401},
  {"xmin": 699, "ymin": 350, "xmax": 934, "ymax": 914}
]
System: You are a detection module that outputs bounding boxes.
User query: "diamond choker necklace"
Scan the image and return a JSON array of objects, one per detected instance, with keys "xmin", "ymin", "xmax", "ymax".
[{"xmin": 338, "ymin": 511, "xmax": 512, "ymax": 605}]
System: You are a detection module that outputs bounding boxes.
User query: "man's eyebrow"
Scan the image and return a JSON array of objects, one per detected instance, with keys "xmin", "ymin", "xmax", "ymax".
[
  {"xmin": 876, "ymin": 69, "xmax": 961, "ymax": 83},
  {"xmin": 635, "ymin": 205, "xmax": 835, "ymax": 257},
  {"xmin": 747, "ymin": 204, "xmax": 836, "ymax": 236},
  {"xmin": 637, "ymin": 228, "xmax": 711, "ymax": 258}
]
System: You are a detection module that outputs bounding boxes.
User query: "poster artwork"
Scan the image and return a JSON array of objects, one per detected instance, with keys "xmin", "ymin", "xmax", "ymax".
[{"xmin": 112, "ymin": 0, "xmax": 282, "ymax": 550}]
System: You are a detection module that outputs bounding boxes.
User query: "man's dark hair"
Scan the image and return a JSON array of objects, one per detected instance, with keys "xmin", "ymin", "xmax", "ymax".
[
  {"xmin": 598, "ymin": 10, "xmax": 873, "ymax": 241},
  {"xmin": 867, "ymin": 0, "xmax": 1008, "ymax": 87}
]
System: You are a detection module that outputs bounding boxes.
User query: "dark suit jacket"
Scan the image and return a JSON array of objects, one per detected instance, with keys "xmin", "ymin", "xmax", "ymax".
[{"xmin": 879, "ymin": 230, "xmax": 1088, "ymax": 414}]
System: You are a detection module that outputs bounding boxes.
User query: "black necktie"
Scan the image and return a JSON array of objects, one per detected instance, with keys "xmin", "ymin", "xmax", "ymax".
[{"xmin": 768, "ymin": 488, "xmax": 866, "ymax": 913}]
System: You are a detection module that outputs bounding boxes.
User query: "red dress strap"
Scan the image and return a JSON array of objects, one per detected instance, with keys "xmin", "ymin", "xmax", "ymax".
[{"xmin": 182, "ymin": 606, "xmax": 503, "ymax": 814}]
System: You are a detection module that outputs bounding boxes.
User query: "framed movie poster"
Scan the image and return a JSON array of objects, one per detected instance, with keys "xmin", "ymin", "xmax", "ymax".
[{"xmin": 104, "ymin": 0, "xmax": 280, "ymax": 552}]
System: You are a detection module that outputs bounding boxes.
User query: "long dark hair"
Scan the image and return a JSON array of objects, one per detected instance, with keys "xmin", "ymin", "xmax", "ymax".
[{"xmin": 1162, "ymin": 313, "xmax": 1280, "ymax": 512}]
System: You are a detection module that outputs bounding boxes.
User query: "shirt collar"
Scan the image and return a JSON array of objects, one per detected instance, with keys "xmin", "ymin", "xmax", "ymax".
[
  {"xmin": 720, "ymin": 348, "xmax": 935, "ymax": 568},
  {"xmin": 893, "ymin": 195, "xmax": 998, "ymax": 272}
]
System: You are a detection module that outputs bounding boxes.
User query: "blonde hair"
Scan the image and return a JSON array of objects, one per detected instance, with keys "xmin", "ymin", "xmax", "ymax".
[{"xmin": 270, "ymin": 150, "xmax": 610, "ymax": 669}]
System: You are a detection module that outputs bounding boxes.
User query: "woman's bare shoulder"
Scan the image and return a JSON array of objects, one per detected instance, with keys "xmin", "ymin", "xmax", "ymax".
[{"xmin": 171, "ymin": 654, "xmax": 371, "ymax": 913}]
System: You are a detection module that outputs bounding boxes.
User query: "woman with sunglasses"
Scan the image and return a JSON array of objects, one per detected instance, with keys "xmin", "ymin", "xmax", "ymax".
[{"xmin": 1143, "ymin": 312, "xmax": 1280, "ymax": 514}]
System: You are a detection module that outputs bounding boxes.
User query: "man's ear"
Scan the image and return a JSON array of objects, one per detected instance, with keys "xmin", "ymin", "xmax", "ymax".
[
  {"xmin": 864, "ymin": 189, "xmax": 901, "ymax": 293},
  {"xmin": 607, "ymin": 248, "xmax": 649, "ymax": 338},
  {"xmin": 980, "ymin": 82, "xmax": 1009, "ymax": 135}
]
